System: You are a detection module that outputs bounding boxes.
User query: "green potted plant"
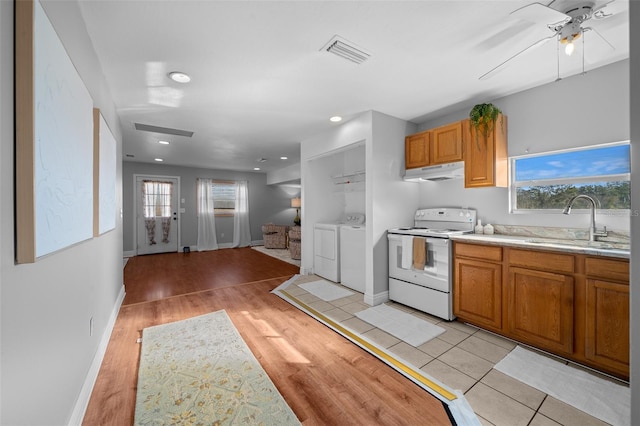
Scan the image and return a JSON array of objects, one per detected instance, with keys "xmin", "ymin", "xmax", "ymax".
[{"xmin": 469, "ymin": 103, "xmax": 502, "ymax": 148}]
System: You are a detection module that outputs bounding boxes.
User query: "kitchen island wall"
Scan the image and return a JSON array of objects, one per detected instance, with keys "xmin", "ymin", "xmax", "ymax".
[{"xmin": 415, "ymin": 59, "xmax": 629, "ymax": 232}]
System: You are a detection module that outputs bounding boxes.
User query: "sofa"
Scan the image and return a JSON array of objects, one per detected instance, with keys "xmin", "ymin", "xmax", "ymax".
[
  {"xmin": 289, "ymin": 226, "xmax": 301, "ymax": 260},
  {"xmin": 261, "ymin": 224, "xmax": 289, "ymax": 249}
]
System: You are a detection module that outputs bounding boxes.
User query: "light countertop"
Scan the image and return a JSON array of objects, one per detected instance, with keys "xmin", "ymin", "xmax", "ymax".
[{"xmin": 450, "ymin": 233, "xmax": 630, "ymax": 260}]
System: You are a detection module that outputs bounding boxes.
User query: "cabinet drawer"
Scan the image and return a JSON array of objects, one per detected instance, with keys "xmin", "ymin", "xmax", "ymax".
[
  {"xmin": 585, "ymin": 257, "xmax": 629, "ymax": 283},
  {"xmin": 455, "ymin": 242, "xmax": 502, "ymax": 262},
  {"xmin": 509, "ymin": 249, "xmax": 574, "ymax": 273}
]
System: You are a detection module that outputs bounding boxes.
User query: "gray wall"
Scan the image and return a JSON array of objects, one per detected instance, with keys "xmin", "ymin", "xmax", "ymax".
[
  {"xmin": 1, "ymin": 1, "xmax": 124, "ymax": 424},
  {"xmin": 123, "ymin": 161, "xmax": 300, "ymax": 252},
  {"xmin": 415, "ymin": 59, "xmax": 630, "ymax": 233}
]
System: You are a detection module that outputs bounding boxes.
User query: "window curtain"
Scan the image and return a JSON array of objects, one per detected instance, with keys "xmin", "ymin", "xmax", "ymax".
[
  {"xmin": 196, "ymin": 178, "xmax": 218, "ymax": 251},
  {"xmin": 232, "ymin": 180, "xmax": 252, "ymax": 247}
]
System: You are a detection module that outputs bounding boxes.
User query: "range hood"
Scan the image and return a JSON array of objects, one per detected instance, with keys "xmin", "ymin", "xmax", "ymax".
[{"xmin": 403, "ymin": 161, "xmax": 464, "ymax": 182}]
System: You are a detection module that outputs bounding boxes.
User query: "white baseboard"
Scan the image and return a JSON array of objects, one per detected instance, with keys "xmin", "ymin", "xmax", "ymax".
[
  {"xmin": 68, "ymin": 285, "xmax": 126, "ymax": 426},
  {"xmin": 123, "ymin": 250, "xmax": 135, "ymax": 258},
  {"xmin": 364, "ymin": 290, "xmax": 389, "ymax": 307}
]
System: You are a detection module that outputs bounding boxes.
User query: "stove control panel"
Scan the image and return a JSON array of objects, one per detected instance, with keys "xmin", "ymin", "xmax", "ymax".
[{"xmin": 415, "ymin": 208, "xmax": 475, "ymax": 223}]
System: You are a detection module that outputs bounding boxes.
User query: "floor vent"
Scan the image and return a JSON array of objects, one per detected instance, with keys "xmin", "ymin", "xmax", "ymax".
[
  {"xmin": 134, "ymin": 123, "xmax": 194, "ymax": 137},
  {"xmin": 321, "ymin": 35, "xmax": 371, "ymax": 64}
]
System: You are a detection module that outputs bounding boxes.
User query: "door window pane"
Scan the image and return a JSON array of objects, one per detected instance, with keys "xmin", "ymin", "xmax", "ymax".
[{"xmin": 142, "ymin": 181, "xmax": 172, "ymax": 218}]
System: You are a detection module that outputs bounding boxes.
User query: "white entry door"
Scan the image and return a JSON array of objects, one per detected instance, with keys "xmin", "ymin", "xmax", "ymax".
[{"xmin": 135, "ymin": 176, "xmax": 179, "ymax": 255}]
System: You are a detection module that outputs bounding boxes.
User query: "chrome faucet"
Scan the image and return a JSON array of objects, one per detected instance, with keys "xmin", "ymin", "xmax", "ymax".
[{"xmin": 562, "ymin": 195, "xmax": 607, "ymax": 241}]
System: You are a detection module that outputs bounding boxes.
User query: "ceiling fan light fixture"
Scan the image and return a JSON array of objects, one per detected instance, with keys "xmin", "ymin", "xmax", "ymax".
[
  {"xmin": 560, "ymin": 30, "xmax": 581, "ymax": 56},
  {"xmin": 565, "ymin": 40, "xmax": 576, "ymax": 55}
]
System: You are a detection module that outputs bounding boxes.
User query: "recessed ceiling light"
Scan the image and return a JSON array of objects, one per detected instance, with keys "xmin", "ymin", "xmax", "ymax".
[
  {"xmin": 154, "ymin": 158, "xmax": 164, "ymax": 162},
  {"xmin": 254, "ymin": 167, "xmax": 260, "ymax": 171},
  {"xmin": 280, "ymin": 156, "xmax": 288, "ymax": 160},
  {"xmin": 330, "ymin": 116, "xmax": 342, "ymax": 122},
  {"xmin": 168, "ymin": 71, "xmax": 191, "ymax": 83},
  {"xmin": 158, "ymin": 140, "xmax": 170, "ymax": 145}
]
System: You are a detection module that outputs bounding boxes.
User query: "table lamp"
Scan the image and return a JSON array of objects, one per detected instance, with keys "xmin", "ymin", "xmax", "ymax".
[{"xmin": 291, "ymin": 197, "xmax": 301, "ymax": 226}]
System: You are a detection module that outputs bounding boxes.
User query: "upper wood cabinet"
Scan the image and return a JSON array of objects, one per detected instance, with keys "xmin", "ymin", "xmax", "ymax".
[
  {"xmin": 431, "ymin": 121, "xmax": 463, "ymax": 164},
  {"xmin": 405, "ymin": 131, "xmax": 430, "ymax": 169},
  {"xmin": 405, "ymin": 121, "xmax": 463, "ymax": 169},
  {"xmin": 463, "ymin": 115, "xmax": 508, "ymax": 188}
]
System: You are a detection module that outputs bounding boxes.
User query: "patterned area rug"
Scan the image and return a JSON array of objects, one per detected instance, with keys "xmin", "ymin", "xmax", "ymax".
[
  {"xmin": 134, "ymin": 310, "xmax": 300, "ymax": 425},
  {"xmin": 251, "ymin": 245, "xmax": 300, "ymax": 267}
]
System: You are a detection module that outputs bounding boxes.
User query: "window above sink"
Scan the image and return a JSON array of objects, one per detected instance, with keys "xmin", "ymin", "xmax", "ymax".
[{"xmin": 509, "ymin": 141, "xmax": 630, "ymax": 215}]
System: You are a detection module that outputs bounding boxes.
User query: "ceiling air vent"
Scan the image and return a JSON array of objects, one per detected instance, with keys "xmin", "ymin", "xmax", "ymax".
[
  {"xmin": 134, "ymin": 123, "xmax": 194, "ymax": 137},
  {"xmin": 321, "ymin": 35, "xmax": 371, "ymax": 64}
]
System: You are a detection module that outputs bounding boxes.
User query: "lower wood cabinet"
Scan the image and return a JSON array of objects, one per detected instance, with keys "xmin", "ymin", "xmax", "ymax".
[
  {"xmin": 584, "ymin": 257, "xmax": 630, "ymax": 377},
  {"xmin": 454, "ymin": 258, "xmax": 502, "ymax": 331},
  {"xmin": 507, "ymin": 267, "xmax": 574, "ymax": 354},
  {"xmin": 453, "ymin": 241, "xmax": 630, "ymax": 380}
]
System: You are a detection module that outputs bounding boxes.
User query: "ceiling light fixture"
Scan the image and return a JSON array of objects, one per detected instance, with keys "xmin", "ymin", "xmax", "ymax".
[
  {"xmin": 168, "ymin": 71, "xmax": 191, "ymax": 83},
  {"xmin": 254, "ymin": 167, "xmax": 260, "ymax": 171},
  {"xmin": 158, "ymin": 140, "xmax": 170, "ymax": 145},
  {"xmin": 154, "ymin": 158, "xmax": 164, "ymax": 162},
  {"xmin": 330, "ymin": 116, "xmax": 342, "ymax": 122}
]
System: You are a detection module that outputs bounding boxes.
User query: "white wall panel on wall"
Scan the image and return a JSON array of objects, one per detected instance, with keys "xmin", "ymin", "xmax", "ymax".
[
  {"xmin": 98, "ymin": 113, "xmax": 117, "ymax": 234},
  {"xmin": 34, "ymin": 0, "xmax": 94, "ymax": 257}
]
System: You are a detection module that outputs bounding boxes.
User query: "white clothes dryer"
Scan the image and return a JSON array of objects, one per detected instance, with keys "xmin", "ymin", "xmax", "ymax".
[
  {"xmin": 340, "ymin": 224, "xmax": 366, "ymax": 292},
  {"xmin": 313, "ymin": 213, "xmax": 365, "ymax": 283}
]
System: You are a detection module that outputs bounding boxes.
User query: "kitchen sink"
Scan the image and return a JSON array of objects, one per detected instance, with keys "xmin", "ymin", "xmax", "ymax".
[{"xmin": 525, "ymin": 238, "xmax": 630, "ymax": 251}]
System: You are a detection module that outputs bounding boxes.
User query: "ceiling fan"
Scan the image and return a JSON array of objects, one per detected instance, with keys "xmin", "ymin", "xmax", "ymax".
[{"xmin": 479, "ymin": 0, "xmax": 620, "ymax": 80}]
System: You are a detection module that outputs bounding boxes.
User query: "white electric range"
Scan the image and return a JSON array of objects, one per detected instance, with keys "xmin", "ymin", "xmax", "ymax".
[{"xmin": 387, "ymin": 208, "xmax": 476, "ymax": 320}]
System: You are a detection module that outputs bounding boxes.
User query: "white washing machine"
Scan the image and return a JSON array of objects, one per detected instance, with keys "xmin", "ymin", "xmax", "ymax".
[
  {"xmin": 313, "ymin": 213, "xmax": 365, "ymax": 283},
  {"xmin": 340, "ymin": 224, "xmax": 366, "ymax": 293}
]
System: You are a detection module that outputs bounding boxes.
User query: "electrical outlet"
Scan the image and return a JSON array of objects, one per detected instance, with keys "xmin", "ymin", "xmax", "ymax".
[{"xmin": 89, "ymin": 317, "xmax": 94, "ymax": 337}]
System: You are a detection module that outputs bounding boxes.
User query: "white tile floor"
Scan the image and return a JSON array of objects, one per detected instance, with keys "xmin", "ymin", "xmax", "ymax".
[{"xmin": 284, "ymin": 275, "xmax": 625, "ymax": 426}]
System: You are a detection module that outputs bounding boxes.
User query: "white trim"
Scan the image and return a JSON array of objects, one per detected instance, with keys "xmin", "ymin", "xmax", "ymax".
[
  {"xmin": 364, "ymin": 290, "xmax": 389, "ymax": 307},
  {"xmin": 123, "ymin": 250, "xmax": 135, "ymax": 258},
  {"xmin": 67, "ymin": 285, "xmax": 126, "ymax": 426}
]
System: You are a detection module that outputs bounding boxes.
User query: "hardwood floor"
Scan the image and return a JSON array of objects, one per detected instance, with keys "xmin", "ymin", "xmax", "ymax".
[{"xmin": 83, "ymin": 248, "xmax": 452, "ymax": 425}]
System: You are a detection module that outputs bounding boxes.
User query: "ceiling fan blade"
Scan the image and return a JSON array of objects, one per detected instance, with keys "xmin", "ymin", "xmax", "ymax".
[
  {"xmin": 510, "ymin": 2, "xmax": 570, "ymax": 28},
  {"xmin": 592, "ymin": 0, "xmax": 619, "ymax": 18},
  {"xmin": 479, "ymin": 34, "xmax": 556, "ymax": 80},
  {"xmin": 583, "ymin": 26, "xmax": 615, "ymax": 51}
]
